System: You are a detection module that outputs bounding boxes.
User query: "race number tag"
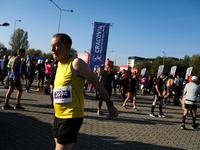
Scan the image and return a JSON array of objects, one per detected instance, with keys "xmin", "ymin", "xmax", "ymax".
[{"xmin": 54, "ymin": 86, "xmax": 72, "ymax": 104}]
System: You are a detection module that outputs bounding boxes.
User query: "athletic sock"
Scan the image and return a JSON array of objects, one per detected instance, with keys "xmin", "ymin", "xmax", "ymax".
[
  {"xmin": 159, "ymin": 105, "xmax": 162, "ymax": 114},
  {"xmin": 182, "ymin": 116, "xmax": 186, "ymax": 124},
  {"xmin": 192, "ymin": 117, "xmax": 196, "ymax": 125},
  {"xmin": 151, "ymin": 105, "xmax": 155, "ymax": 114}
]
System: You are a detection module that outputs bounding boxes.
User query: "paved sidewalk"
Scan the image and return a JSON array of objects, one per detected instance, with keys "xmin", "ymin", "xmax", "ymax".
[{"xmin": 0, "ymin": 81, "xmax": 200, "ymax": 150}]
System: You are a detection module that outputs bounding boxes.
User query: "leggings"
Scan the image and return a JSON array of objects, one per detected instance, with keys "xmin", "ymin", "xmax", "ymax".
[
  {"xmin": 27, "ymin": 76, "xmax": 34, "ymax": 90},
  {"xmin": 98, "ymin": 88, "xmax": 111, "ymax": 109}
]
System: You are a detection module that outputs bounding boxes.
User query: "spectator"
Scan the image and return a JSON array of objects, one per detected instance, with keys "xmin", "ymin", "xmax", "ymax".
[
  {"xmin": 44, "ymin": 60, "xmax": 52, "ymax": 94},
  {"xmin": 4, "ymin": 54, "xmax": 17, "ymax": 89},
  {"xmin": 147, "ymin": 75, "xmax": 154, "ymax": 94},
  {"xmin": 36, "ymin": 59, "xmax": 45, "ymax": 91},
  {"xmin": 2, "ymin": 49, "xmax": 26, "ymax": 110},
  {"xmin": 0, "ymin": 55, "xmax": 8, "ymax": 85},
  {"xmin": 50, "ymin": 59, "xmax": 58, "ymax": 106},
  {"xmin": 122, "ymin": 72, "xmax": 139, "ymax": 111},
  {"xmin": 119, "ymin": 69, "xmax": 129, "ymax": 101},
  {"xmin": 181, "ymin": 76, "xmax": 200, "ymax": 130},
  {"xmin": 149, "ymin": 72, "xmax": 166, "ymax": 117},
  {"xmin": 97, "ymin": 65, "xmax": 116, "ymax": 118},
  {"xmin": 25, "ymin": 57, "xmax": 36, "ymax": 93}
]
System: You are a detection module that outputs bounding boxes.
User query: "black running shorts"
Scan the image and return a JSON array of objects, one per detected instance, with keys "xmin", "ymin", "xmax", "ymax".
[
  {"xmin": 38, "ymin": 72, "xmax": 44, "ymax": 80},
  {"xmin": 153, "ymin": 95, "xmax": 163, "ymax": 102},
  {"xmin": 52, "ymin": 116, "xmax": 83, "ymax": 145},
  {"xmin": 185, "ymin": 104, "xmax": 197, "ymax": 111},
  {"xmin": 46, "ymin": 74, "xmax": 51, "ymax": 79},
  {"xmin": 9, "ymin": 78, "xmax": 22, "ymax": 87}
]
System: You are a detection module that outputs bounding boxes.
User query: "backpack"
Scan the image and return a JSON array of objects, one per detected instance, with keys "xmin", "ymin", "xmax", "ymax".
[{"xmin": 119, "ymin": 76, "xmax": 126, "ymax": 86}]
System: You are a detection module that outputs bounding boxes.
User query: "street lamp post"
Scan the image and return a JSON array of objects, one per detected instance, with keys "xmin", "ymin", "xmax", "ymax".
[
  {"xmin": 50, "ymin": 0, "xmax": 73, "ymax": 33},
  {"xmin": 0, "ymin": 22, "xmax": 10, "ymax": 26},
  {"xmin": 163, "ymin": 51, "xmax": 167, "ymax": 66},
  {"xmin": 12, "ymin": 20, "xmax": 21, "ymax": 56}
]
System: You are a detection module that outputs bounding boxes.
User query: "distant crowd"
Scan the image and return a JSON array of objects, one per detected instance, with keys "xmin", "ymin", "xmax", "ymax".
[
  {"xmin": 86, "ymin": 64, "xmax": 200, "ymax": 129},
  {"xmin": 1, "ymin": 53, "xmax": 200, "ymax": 129}
]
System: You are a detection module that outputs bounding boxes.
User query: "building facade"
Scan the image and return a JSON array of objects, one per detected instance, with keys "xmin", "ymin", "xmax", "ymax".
[{"xmin": 127, "ymin": 56, "xmax": 180, "ymax": 67}]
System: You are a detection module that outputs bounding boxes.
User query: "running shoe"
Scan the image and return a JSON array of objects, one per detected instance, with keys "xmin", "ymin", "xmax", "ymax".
[
  {"xmin": 41, "ymin": 88, "xmax": 45, "ymax": 91},
  {"xmin": 97, "ymin": 111, "xmax": 101, "ymax": 115},
  {"xmin": 133, "ymin": 108, "xmax": 138, "ymax": 111},
  {"xmin": 181, "ymin": 124, "xmax": 185, "ymax": 130},
  {"xmin": 158, "ymin": 114, "xmax": 166, "ymax": 118},
  {"xmin": 25, "ymin": 89, "xmax": 31, "ymax": 93},
  {"xmin": 37, "ymin": 88, "xmax": 40, "ymax": 91},
  {"xmin": 107, "ymin": 114, "xmax": 111, "ymax": 119},
  {"xmin": 149, "ymin": 113, "xmax": 156, "ymax": 117},
  {"xmin": 122, "ymin": 104, "xmax": 127, "ymax": 109},
  {"xmin": 2, "ymin": 104, "xmax": 14, "ymax": 110},
  {"xmin": 14, "ymin": 104, "xmax": 25, "ymax": 111},
  {"xmin": 191, "ymin": 124, "xmax": 198, "ymax": 130},
  {"xmin": 163, "ymin": 104, "xmax": 166, "ymax": 108}
]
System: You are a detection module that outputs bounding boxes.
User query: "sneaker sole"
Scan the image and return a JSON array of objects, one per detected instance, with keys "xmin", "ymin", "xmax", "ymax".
[
  {"xmin": 149, "ymin": 114, "xmax": 155, "ymax": 117},
  {"xmin": 181, "ymin": 127, "xmax": 185, "ymax": 130},
  {"xmin": 159, "ymin": 116, "xmax": 166, "ymax": 118},
  {"xmin": 2, "ymin": 107, "xmax": 14, "ymax": 110},
  {"xmin": 122, "ymin": 106, "xmax": 127, "ymax": 109},
  {"xmin": 14, "ymin": 107, "xmax": 25, "ymax": 111}
]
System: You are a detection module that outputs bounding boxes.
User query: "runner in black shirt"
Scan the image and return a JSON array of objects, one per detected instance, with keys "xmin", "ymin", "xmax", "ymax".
[
  {"xmin": 97, "ymin": 65, "xmax": 116, "ymax": 118},
  {"xmin": 150, "ymin": 72, "xmax": 166, "ymax": 117},
  {"xmin": 50, "ymin": 59, "xmax": 58, "ymax": 105},
  {"xmin": 36, "ymin": 60, "xmax": 45, "ymax": 91}
]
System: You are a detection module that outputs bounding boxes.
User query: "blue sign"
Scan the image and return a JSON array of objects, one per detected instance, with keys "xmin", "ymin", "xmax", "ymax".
[
  {"xmin": 89, "ymin": 22, "xmax": 110, "ymax": 71},
  {"xmin": 27, "ymin": 55, "xmax": 45, "ymax": 63}
]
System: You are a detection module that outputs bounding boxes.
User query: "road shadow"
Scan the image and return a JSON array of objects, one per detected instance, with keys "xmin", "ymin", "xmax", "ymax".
[
  {"xmin": 0, "ymin": 111, "xmax": 55, "ymax": 150},
  {"xmin": 73, "ymin": 132, "xmax": 184, "ymax": 150}
]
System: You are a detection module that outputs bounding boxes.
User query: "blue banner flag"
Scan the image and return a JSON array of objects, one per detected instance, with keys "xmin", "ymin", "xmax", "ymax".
[
  {"xmin": 89, "ymin": 22, "xmax": 110, "ymax": 71},
  {"xmin": 27, "ymin": 55, "xmax": 46, "ymax": 63}
]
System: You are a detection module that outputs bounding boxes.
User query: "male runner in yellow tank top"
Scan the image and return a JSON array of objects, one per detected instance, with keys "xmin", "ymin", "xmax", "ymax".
[{"xmin": 51, "ymin": 33, "xmax": 118, "ymax": 150}]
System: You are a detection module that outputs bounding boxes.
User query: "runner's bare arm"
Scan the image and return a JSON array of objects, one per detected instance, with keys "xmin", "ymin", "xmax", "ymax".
[
  {"xmin": 72, "ymin": 58, "xmax": 110, "ymax": 102},
  {"xmin": 155, "ymin": 85, "xmax": 161, "ymax": 97},
  {"xmin": 11, "ymin": 57, "xmax": 19, "ymax": 81},
  {"xmin": 72, "ymin": 58, "xmax": 118, "ymax": 118}
]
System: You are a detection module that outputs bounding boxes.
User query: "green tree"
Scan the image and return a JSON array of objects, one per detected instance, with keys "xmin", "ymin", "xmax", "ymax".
[
  {"xmin": 9, "ymin": 28, "xmax": 29, "ymax": 54},
  {"xmin": 26, "ymin": 48, "xmax": 37, "ymax": 57},
  {"xmin": 189, "ymin": 54, "xmax": 200, "ymax": 84},
  {"xmin": 183, "ymin": 55, "xmax": 190, "ymax": 68},
  {"xmin": 70, "ymin": 48, "xmax": 77, "ymax": 57},
  {"xmin": 35, "ymin": 49, "xmax": 42, "ymax": 57},
  {"xmin": 175, "ymin": 59, "xmax": 186, "ymax": 78}
]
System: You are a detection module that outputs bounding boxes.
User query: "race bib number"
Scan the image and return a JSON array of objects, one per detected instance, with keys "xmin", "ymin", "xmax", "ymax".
[{"xmin": 54, "ymin": 86, "xmax": 72, "ymax": 104}]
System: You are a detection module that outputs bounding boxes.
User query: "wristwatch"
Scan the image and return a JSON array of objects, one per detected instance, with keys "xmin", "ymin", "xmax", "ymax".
[{"xmin": 107, "ymin": 101, "xmax": 114, "ymax": 107}]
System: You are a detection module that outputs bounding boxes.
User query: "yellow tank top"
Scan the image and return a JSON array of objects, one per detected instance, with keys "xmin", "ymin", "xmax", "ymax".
[{"xmin": 53, "ymin": 56, "xmax": 85, "ymax": 119}]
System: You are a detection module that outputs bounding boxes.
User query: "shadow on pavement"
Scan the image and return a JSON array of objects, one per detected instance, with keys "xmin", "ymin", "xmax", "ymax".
[
  {"xmin": 73, "ymin": 133, "xmax": 184, "ymax": 150},
  {"xmin": 0, "ymin": 111, "xmax": 55, "ymax": 150}
]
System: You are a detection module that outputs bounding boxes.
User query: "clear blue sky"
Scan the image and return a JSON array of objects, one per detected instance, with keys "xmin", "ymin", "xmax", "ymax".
[{"xmin": 0, "ymin": 0, "xmax": 200, "ymax": 66}]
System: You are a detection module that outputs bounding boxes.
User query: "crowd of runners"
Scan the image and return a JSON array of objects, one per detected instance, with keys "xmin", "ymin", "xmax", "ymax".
[{"xmin": 0, "ymin": 33, "xmax": 200, "ymax": 149}]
